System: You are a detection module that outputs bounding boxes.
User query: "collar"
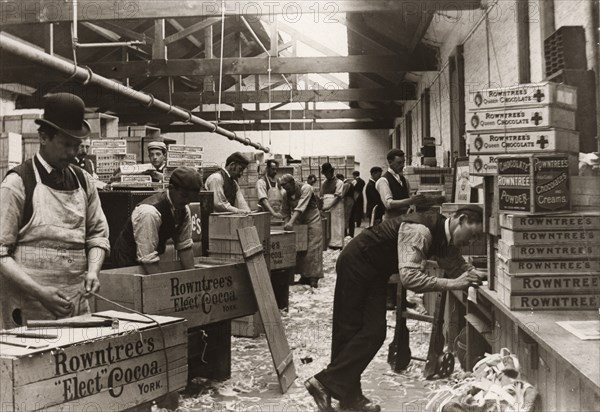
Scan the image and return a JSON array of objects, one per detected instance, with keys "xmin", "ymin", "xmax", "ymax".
[
  {"xmin": 165, "ymin": 189, "xmax": 176, "ymax": 214},
  {"xmin": 445, "ymin": 218, "xmax": 452, "ymax": 245},
  {"xmin": 387, "ymin": 168, "xmax": 402, "ymax": 180},
  {"xmin": 369, "ymin": 178, "xmax": 376, "ymax": 183},
  {"xmin": 36, "ymin": 152, "xmax": 55, "ymax": 174},
  {"xmin": 155, "ymin": 162, "xmax": 165, "ymax": 172},
  {"xmin": 222, "ymin": 168, "xmax": 231, "ymax": 178}
]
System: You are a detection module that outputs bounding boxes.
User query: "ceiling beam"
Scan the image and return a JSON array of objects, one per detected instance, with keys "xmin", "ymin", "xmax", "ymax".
[
  {"xmin": 164, "ymin": 17, "xmax": 221, "ymax": 46},
  {"xmin": 162, "ymin": 120, "xmax": 393, "ymax": 133},
  {"xmin": 0, "ymin": 1, "xmax": 482, "ymax": 26},
  {"xmin": 85, "ymin": 55, "xmax": 437, "ymax": 78},
  {"xmin": 118, "ymin": 107, "xmax": 403, "ymax": 124}
]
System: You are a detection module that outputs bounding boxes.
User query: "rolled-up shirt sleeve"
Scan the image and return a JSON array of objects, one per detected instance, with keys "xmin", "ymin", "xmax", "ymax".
[
  {"xmin": 83, "ymin": 171, "xmax": 110, "ymax": 253},
  {"xmin": 437, "ymin": 246, "xmax": 473, "ymax": 279},
  {"xmin": 375, "ymin": 178, "xmax": 394, "ymax": 210},
  {"xmin": 0, "ymin": 174, "xmax": 25, "ymax": 258},
  {"xmin": 205, "ymin": 173, "xmax": 248, "ymax": 213},
  {"xmin": 398, "ymin": 222, "xmax": 450, "ymax": 292},
  {"xmin": 256, "ymin": 179, "xmax": 268, "ymax": 201},
  {"xmin": 294, "ymin": 184, "xmax": 313, "ymax": 214},
  {"xmin": 132, "ymin": 205, "xmax": 162, "ymax": 264},
  {"xmin": 235, "ymin": 183, "xmax": 251, "ymax": 212},
  {"xmin": 174, "ymin": 206, "xmax": 194, "ymax": 251}
]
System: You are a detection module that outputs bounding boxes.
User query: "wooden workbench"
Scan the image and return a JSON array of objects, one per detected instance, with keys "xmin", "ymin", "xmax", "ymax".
[{"xmin": 454, "ymin": 286, "xmax": 600, "ymax": 412}]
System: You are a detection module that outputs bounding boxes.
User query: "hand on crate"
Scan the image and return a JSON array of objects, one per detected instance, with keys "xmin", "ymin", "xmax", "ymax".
[
  {"xmin": 451, "ymin": 271, "xmax": 482, "ymax": 290},
  {"xmin": 83, "ymin": 271, "xmax": 101, "ymax": 297}
]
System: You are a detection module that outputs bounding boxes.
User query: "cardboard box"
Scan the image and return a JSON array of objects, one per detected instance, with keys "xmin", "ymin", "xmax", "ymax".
[
  {"xmin": 496, "ymin": 154, "xmax": 573, "ymax": 213},
  {"xmin": 97, "ymin": 259, "xmax": 257, "ymax": 328},
  {"xmin": 467, "ymin": 128, "xmax": 579, "ymax": 155},
  {"xmin": 467, "ymin": 105, "xmax": 576, "ymax": 132},
  {"xmin": 499, "ymin": 212, "xmax": 600, "ymax": 230},
  {"xmin": 270, "ymin": 231, "xmax": 297, "ymax": 270},
  {"xmin": 467, "ymin": 82, "xmax": 578, "ymax": 112},
  {"xmin": 0, "ymin": 312, "xmax": 187, "ymax": 411}
]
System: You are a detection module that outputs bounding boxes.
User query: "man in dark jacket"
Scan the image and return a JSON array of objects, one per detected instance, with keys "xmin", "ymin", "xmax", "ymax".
[
  {"xmin": 350, "ymin": 170, "xmax": 365, "ymax": 228},
  {"xmin": 365, "ymin": 167, "xmax": 384, "ymax": 226},
  {"xmin": 305, "ymin": 205, "xmax": 486, "ymax": 412},
  {"xmin": 113, "ymin": 167, "xmax": 202, "ymax": 273}
]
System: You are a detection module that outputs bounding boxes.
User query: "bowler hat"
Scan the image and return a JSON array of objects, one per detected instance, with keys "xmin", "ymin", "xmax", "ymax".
[
  {"xmin": 170, "ymin": 167, "xmax": 202, "ymax": 191},
  {"xmin": 34, "ymin": 93, "xmax": 91, "ymax": 139}
]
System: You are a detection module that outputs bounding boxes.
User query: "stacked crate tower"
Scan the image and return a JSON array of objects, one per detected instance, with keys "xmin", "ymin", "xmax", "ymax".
[{"xmin": 467, "ymin": 82, "xmax": 599, "ymax": 310}]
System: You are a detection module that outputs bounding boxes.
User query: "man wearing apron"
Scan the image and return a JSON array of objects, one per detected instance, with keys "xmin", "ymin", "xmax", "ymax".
[
  {"xmin": 280, "ymin": 175, "xmax": 323, "ymax": 288},
  {"xmin": 0, "ymin": 93, "xmax": 110, "ymax": 329},
  {"xmin": 256, "ymin": 159, "xmax": 284, "ymax": 219},
  {"xmin": 205, "ymin": 152, "xmax": 251, "ymax": 213},
  {"xmin": 320, "ymin": 163, "xmax": 345, "ymax": 249}
]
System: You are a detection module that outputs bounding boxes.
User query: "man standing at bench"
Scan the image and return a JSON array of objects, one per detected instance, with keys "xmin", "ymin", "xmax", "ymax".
[
  {"xmin": 205, "ymin": 152, "xmax": 251, "ymax": 213},
  {"xmin": 305, "ymin": 205, "xmax": 486, "ymax": 412},
  {"xmin": 113, "ymin": 167, "xmax": 202, "ymax": 273}
]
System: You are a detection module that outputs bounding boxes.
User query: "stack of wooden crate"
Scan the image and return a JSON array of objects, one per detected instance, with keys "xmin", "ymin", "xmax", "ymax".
[
  {"xmin": 496, "ymin": 213, "xmax": 600, "ymax": 310},
  {"xmin": 90, "ymin": 139, "xmax": 137, "ymax": 182},
  {"xmin": 164, "ymin": 143, "xmax": 203, "ymax": 182}
]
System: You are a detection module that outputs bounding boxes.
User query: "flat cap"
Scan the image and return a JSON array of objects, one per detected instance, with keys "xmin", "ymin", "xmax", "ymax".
[
  {"xmin": 147, "ymin": 141, "xmax": 167, "ymax": 152},
  {"xmin": 169, "ymin": 167, "xmax": 202, "ymax": 191},
  {"xmin": 279, "ymin": 174, "xmax": 295, "ymax": 185},
  {"xmin": 226, "ymin": 152, "xmax": 250, "ymax": 167},
  {"xmin": 455, "ymin": 204, "xmax": 484, "ymax": 220}
]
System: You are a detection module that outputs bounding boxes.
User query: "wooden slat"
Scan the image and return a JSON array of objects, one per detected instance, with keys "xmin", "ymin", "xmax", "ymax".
[
  {"xmin": 153, "ymin": 19, "xmax": 166, "ymax": 60},
  {"xmin": 164, "ymin": 17, "xmax": 220, "ymax": 45},
  {"xmin": 86, "ymin": 55, "xmax": 437, "ymax": 78},
  {"xmin": 237, "ymin": 226, "xmax": 296, "ymax": 393},
  {"xmin": 0, "ymin": 358, "xmax": 13, "ymax": 408},
  {"xmin": 580, "ymin": 382, "xmax": 600, "ymax": 412},
  {"xmin": 556, "ymin": 363, "xmax": 582, "ymax": 411},
  {"xmin": 0, "ymin": 1, "xmax": 482, "ymax": 25}
]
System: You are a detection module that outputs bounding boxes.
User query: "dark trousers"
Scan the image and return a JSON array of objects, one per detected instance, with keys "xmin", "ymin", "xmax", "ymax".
[{"xmin": 315, "ymin": 239, "xmax": 388, "ymax": 402}]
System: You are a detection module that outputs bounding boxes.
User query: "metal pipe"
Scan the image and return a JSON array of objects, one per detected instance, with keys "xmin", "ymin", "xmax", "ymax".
[
  {"xmin": 0, "ymin": 32, "xmax": 270, "ymax": 152},
  {"xmin": 75, "ymin": 41, "xmax": 145, "ymax": 48}
]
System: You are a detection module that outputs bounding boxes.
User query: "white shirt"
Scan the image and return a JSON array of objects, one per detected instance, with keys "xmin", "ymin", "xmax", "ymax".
[
  {"xmin": 205, "ymin": 169, "xmax": 250, "ymax": 213},
  {"xmin": 375, "ymin": 167, "xmax": 411, "ymax": 210}
]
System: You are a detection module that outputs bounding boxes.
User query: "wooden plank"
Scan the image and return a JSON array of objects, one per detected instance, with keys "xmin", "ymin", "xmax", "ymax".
[
  {"xmin": 237, "ymin": 226, "xmax": 296, "ymax": 393},
  {"xmin": 164, "ymin": 17, "xmax": 220, "ymax": 45},
  {"xmin": 508, "ymin": 294, "xmax": 600, "ymax": 310},
  {"xmin": 580, "ymin": 382, "xmax": 600, "ymax": 412},
  {"xmin": 544, "ymin": 346, "xmax": 558, "ymax": 412},
  {"xmin": 153, "ymin": 19, "xmax": 166, "ymax": 60},
  {"xmin": 536, "ymin": 345, "xmax": 549, "ymax": 411},
  {"xmin": 118, "ymin": 108, "xmax": 404, "ymax": 125},
  {"xmin": 556, "ymin": 364, "xmax": 581, "ymax": 412},
  {"xmin": 0, "ymin": 1, "xmax": 481, "ymax": 25},
  {"xmin": 164, "ymin": 121, "xmax": 393, "ymax": 133},
  {"xmin": 87, "ymin": 55, "xmax": 437, "ymax": 78},
  {"xmin": 0, "ymin": 358, "xmax": 13, "ymax": 408}
]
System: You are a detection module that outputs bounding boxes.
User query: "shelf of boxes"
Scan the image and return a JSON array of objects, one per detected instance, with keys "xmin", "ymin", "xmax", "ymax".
[{"xmin": 84, "ymin": 112, "xmax": 119, "ymax": 139}]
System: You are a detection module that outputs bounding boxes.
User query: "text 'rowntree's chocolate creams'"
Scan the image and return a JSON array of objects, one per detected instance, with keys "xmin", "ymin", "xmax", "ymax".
[{"xmin": 496, "ymin": 154, "xmax": 571, "ymax": 214}]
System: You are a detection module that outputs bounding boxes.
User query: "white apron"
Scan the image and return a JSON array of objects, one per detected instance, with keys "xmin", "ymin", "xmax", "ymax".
[
  {"xmin": 1, "ymin": 164, "xmax": 89, "ymax": 328},
  {"xmin": 323, "ymin": 194, "xmax": 344, "ymax": 248},
  {"xmin": 266, "ymin": 177, "xmax": 283, "ymax": 214}
]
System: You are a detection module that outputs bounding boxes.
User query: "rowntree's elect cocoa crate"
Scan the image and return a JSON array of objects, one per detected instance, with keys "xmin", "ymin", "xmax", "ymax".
[
  {"xmin": 270, "ymin": 230, "xmax": 296, "ymax": 270},
  {"xmin": 0, "ymin": 312, "xmax": 187, "ymax": 411},
  {"xmin": 467, "ymin": 105, "xmax": 576, "ymax": 132},
  {"xmin": 496, "ymin": 154, "xmax": 573, "ymax": 213},
  {"xmin": 97, "ymin": 259, "xmax": 257, "ymax": 328},
  {"xmin": 467, "ymin": 82, "xmax": 577, "ymax": 112},
  {"xmin": 467, "ymin": 128, "xmax": 579, "ymax": 155}
]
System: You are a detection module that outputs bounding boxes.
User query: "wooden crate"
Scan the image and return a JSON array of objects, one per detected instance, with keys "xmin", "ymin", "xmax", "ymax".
[
  {"xmin": 231, "ymin": 313, "xmax": 262, "ymax": 338},
  {"xmin": 499, "ymin": 212, "xmax": 600, "ymax": 230},
  {"xmin": 270, "ymin": 230, "xmax": 296, "ymax": 270},
  {"xmin": 208, "ymin": 212, "xmax": 271, "ymax": 262},
  {"xmin": 467, "ymin": 128, "xmax": 579, "ymax": 155},
  {"xmin": 467, "ymin": 105, "xmax": 576, "ymax": 132},
  {"xmin": 498, "ymin": 239, "xmax": 600, "ymax": 261},
  {"xmin": 571, "ymin": 176, "xmax": 600, "ymax": 211},
  {"xmin": 97, "ymin": 258, "xmax": 257, "ymax": 328},
  {"xmin": 0, "ymin": 312, "xmax": 187, "ymax": 411}
]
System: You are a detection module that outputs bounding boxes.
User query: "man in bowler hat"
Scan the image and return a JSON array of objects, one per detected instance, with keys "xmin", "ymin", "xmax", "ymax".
[
  {"xmin": 0, "ymin": 93, "xmax": 110, "ymax": 328},
  {"xmin": 305, "ymin": 205, "xmax": 487, "ymax": 412}
]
